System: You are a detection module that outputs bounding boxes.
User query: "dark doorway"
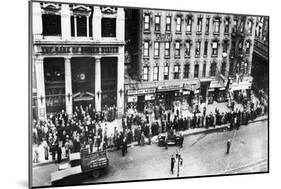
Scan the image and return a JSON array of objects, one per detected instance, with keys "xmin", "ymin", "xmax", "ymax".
[
  {"xmin": 137, "ymin": 95, "xmax": 145, "ymax": 112},
  {"xmin": 101, "ymin": 57, "xmax": 117, "ymax": 109},
  {"xmin": 71, "ymin": 57, "xmax": 95, "ymax": 109},
  {"xmin": 44, "ymin": 57, "xmax": 65, "ymax": 114}
]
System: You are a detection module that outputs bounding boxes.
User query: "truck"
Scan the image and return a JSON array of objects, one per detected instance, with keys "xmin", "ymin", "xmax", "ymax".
[{"xmin": 51, "ymin": 149, "xmax": 109, "ymax": 185}]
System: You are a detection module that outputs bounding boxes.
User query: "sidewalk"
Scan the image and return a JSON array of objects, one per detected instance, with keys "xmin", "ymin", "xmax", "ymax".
[{"xmin": 32, "ymin": 114, "xmax": 268, "ymax": 168}]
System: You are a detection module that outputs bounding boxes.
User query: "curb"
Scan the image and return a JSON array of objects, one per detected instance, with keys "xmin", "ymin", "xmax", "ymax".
[{"xmin": 33, "ymin": 116, "xmax": 268, "ymax": 168}]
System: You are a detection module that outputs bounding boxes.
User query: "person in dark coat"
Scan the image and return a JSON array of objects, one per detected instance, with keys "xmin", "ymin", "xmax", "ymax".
[
  {"xmin": 226, "ymin": 139, "xmax": 231, "ymax": 154},
  {"xmin": 171, "ymin": 155, "xmax": 175, "ymax": 174},
  {"xmin": 57, "ymin": 145, "xmax": 62, "ymax": 163}
]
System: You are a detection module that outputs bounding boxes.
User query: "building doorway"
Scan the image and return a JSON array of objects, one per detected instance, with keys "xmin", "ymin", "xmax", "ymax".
[
  {"xmin": 101, "ymin": 57, "xmax": 117, "ymax": 109},
  {"xmin": 71, "ymin": 57, "xmax": 95, "ymax": 111}
]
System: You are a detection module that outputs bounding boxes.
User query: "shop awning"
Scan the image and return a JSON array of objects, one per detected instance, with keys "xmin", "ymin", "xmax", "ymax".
[
  {"xmin": 157, "ymin": 84, "xmax": 182, "ymax": 92},
  {"xmin": 127, "ymin": 88, "xmax": 156, "ymax": 95},
  {"xmin": 73, "ymin": 96, "xmax": 94, "ymax": 102},
  {"xmin": 209, "ymin": 80, "xmax": 225, "ymax": 88}
]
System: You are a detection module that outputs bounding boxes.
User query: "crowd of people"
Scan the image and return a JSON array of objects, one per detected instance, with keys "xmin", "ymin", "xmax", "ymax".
[
  {"xmin": 32, "ymin": 91, "xmax": 268, "ymax": 163},
  {"xmin": 32, "ymin": 104, "xmax": 126, "ymax": 163}
]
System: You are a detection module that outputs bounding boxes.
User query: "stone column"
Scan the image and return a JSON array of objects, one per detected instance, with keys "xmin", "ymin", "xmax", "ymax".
[
  {"xmin": 117, "ymin": 47, "xmax": 125, "ymax": 116},
  {"xmin": 86, "ymin": 15, "xmax": 90, "ymax": 38},
  {"xmin": 116, "ymin": 8, "xmax": 125, "ymax": 41},
  {"xmin": 93, "ymin": 6, "xmax": 101, "ymax": 41},
  {"xmin": 95, "ymin": 57, "xmax": 101, "ymax": 112},
  {"xmin": 74, "ymin": 16, "xmax": 77, "ymax": 37},
  {"xmin": 32, "ymin": 2, "xmax": 42, "ymax": 40},
  {"xmin": 65, "ymin": 57, "xmax": 73, "ymax": 117},
  {"xmin": 61, "ymin": 4, "xmax": 71, "ymax": 40},
  {"xmin": 34, "ymin": 57, "xmax": 46, "ymax": 120}
]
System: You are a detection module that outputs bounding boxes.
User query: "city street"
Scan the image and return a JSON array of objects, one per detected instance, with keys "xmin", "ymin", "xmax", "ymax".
[{"xmin": 32, "ymin": 119, "xmax": 268, "ymax": 187}]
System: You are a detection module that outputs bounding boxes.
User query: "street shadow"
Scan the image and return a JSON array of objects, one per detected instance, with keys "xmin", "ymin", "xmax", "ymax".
[{"xmin": 190, "ymin": 133, "xmax": 207, "ymax": 146}]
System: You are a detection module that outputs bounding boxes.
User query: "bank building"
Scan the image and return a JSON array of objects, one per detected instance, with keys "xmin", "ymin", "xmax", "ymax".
[{"xmin": 31, "ymin": 2, "xmax": 125, "ymax": 120}]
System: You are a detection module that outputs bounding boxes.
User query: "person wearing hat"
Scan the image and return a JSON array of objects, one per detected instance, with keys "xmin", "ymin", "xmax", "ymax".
[
  {"xmin": 170, "ymin": 154, "xmax": 175, "ymax": 174},
  {"xmin": 226, "ymin": 139, "xmax": 231, "ymax": 154}
]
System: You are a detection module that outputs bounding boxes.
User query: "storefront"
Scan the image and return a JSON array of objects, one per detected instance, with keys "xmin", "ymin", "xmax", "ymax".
[
  {"xmin": 126, "ymin": 88, "xmax": 156, "ymax": 113},
  {"xmin": 230, "ymin": 76, "xmax": 253, "ymax": 102},
  {"xmin": 207, "ymin": 80, "xmax": 227, "ymax": 104},
  {"xmin": 156, "ymin": 84, "xmax": 182, "ymax": 111}
]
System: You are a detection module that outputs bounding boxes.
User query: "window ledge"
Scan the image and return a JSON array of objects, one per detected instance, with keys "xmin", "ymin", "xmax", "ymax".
[
  {"xmin": 185, "ymin": 55, "xmax": 191, "ymax": 58},
  {"xmin": 165, "ymin": 31, "xmax": 171, "ymax": 34},
  {"xmin": 154, "ymin": 31, "xmax": 161, "ymax": 34},
  {"xmin": 211, "ymin": 55, "xmax": 218, "ymax": 57},
  {"xmin": 175, "ymin": 32, "xmax": 182, "ymax": 35},
  {"xmin": 174, "ymin": 55, "xmax": 181, "ymax": 59},
  {"xmin": 154, "ymin": 56, "xmax": 160, "ymax": 59},
  {"xmin": 143, "ymin": 56, "xmax": 150, "ymax": 59},
  {"xmin": 224, "ymin": 32, "xmax": 230, "ymax": 36},
  {"xmin": 213, "ymin": 32, "xmax": 220, "ymax": 35},
  {"xmin": 195, "ymin": 55, "xmax": 201, "ymax": 58},
  {"xmin": 144, "ymin": 30, "xmax": 151, "ymax": 34},
  {"xmin": 186, "ymin": 31, "xmax": 192, "ymax": 35},
  {"xmin": 196, "ymin": 31, "xmax": 202, "ymax": 35},
  {"xmin": 205, "ymin": 31, "xmax": 209, "ymax": 35},
  {"xmin": 164, "ymin": 56, "xmax": 171, "ymax": 59}
]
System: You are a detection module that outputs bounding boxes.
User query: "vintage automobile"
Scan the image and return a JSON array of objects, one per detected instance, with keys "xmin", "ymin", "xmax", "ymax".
[
  {"xmin": 157, "ymin": 131, "xmax": 183, "ymax": 146},
  {"xmin": 51, "ymin": 149, "xmax": 109, "ymax": 185}
]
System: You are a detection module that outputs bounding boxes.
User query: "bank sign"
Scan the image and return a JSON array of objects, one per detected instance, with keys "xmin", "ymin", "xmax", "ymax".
[{"xmin": 37, "ymin": 45, "xmax": 119, "ymax": 55}]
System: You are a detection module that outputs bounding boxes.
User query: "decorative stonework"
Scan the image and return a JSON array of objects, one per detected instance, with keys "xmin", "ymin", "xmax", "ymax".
[{"xmin": 100, "ymin": 7, "xmax": 117, "ymax": 14}]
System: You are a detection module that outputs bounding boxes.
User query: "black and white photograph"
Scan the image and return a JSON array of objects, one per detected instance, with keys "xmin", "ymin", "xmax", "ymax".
[{"xmin": 29, "ymin": 0, "xmax": 269, "ymax": 188}]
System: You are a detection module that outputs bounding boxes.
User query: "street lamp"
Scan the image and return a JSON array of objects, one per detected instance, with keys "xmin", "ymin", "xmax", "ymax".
[
  {"xmin": 67, "ymin": 93, "xmax": 71, "ymax": 101},
  {"xmin": 119, "ymin": 89, "xmax": 123, "ymax": 97},
  {"xmin": 39, "ymin": 95, "xmax": 44, "ymax": 105}
]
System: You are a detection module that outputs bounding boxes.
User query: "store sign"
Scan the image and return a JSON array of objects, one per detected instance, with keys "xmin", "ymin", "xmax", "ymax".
[
  {"xmin": 127, "ymin": 88, "xmax": 156, "ymax": 95},
  {"xmin": 40, "ymin": 46, "xmax": 119, "ymax": 55},
  {"xmin": 183, "ymin": 91, "xmax": 190, "ymax": 95},
  {"xmin": 209, "ymin": 80, "xmax": 224, "ymax": 88},
  {"xmin": 127, "ymin": 96, "xmax": 137, "ymax": 102},
  {"xmin": 145, "ymin": 94, "xmax": 155, "ymax": 101},
  {"xmin": 158, "ymin": 84, "xmax": 182, "ymax": 91},
  {"xmin": 230, "ymin": 77, "xmax": 253, "ymax": 91}
]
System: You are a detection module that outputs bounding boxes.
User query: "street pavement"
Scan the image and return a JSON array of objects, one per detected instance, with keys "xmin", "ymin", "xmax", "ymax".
[{"xmin": 32, "ymin": 119, "xmax": 268, "ymax": 187}]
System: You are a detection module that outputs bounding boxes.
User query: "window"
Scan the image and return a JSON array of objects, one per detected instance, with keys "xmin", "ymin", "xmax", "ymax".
[
  {"xmin": 102, "ymin": 18, "xmax": 116, "ymax": 37},
  {"xmin": 214, "ymin": 18, "xmax": 220, "ymax": 34},
  {"xmin": 153, "ymin": 66, "xmax": 159, "ymax": 81},
  {"xmin": 176, "ymin": 16, "xmax": 182, "ymax": 32},
  {"xmin": 143, "ymin": 66, "xmax": 149, "ymax": 81},
  {"xmin": 154, "ymin": 42, "xmax": 160, "ymax": 57},
  {"xmin": 221, "ymin": 62, "xmax": 226, "ymax": 75},
  {"xmin": 245, "ymin": 41, "xmax": 251, "ymax": 54},
  {"xmin": 166, "ymin": 16, "xmax": 171, "ymax": 32},
  {"xmin": 165, "ymin": 42, "xmax": 170, "ymax": 57},
  {"xmin": 202, "ymin": 63, "xmax": 206, "ymax": 77},
  {"xmin": 72, "ymin": 15, "xmax": 86, "ymax": 37},
  {"xmin": 42, "ymin": 14, "xmax": 61, "ymax": 36},
  {"xmin": 224, "ymin": 19, "xmax": 230, "ymax": 34},
  {"xmin": 183, "ymin": 64, "xmax": 190, "ymax": 78},
  {"xmin": 229, "ymin": 62, "xmax": 234, "ymax": 74},
  {"xmin": 144, "ymin": 42, "xmax": 149, "ymax": 57},
  {"xmin": 223, "ymin": 41, "xmax": 228, "ymax": 53},
  {"xmin": 144, "ymin": 14, "xmax": 150, "ymax": 31},
  {"xmin": 194, "ymin": 64, "xmax": 199, "ymax": 78},
  {"xmin": 164, "ymin": 66, "xmax": 169, "ymax": 80},
  {"xmin": 186, "ymin": 16, "xmax": 192, "ymax": 33},
  {"xmin": 155, "ymin": 15, "xmax": 161, "ymax": 32},
  {"xmin": 197, "ymin": 17, "xmax": 202, "ymax": 32},
  {"xmin": 185, "ymin": 41, "xmax": 191, "ymax": 57},
  {"xmin": 212, "ymin": 41, "xmax": 218, "ymax": 56},
  {"xmin": 204, "ymin": 41, "xmax": 208, "ymax": 56},
  {"xmin": 248, "ymin": 20, "xmax": 253, "ymax": 34},
  {"xmin": 205, "ymin": 17, "xmax": 210, "ymax": 33},
  {"xmin": 233, "ymin": 19, "xmax": 238, "ymax": 32},
  {"xmin": 174, "ymin": 65, "xmax": 180, "ymax": 79},
  {"xmin": 210, "ymin": 62, "xmax": 217, "ymax": 76},
  {"xmin": 195, "ymin": 41, "xmax": 201, "ymax": 56},
  {"xmin": 175, "ymin": 42, "xmax": 181, "ymax": 57}
]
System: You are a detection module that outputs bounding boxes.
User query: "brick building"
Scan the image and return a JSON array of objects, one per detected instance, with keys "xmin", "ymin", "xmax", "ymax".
[{"xmin": 125, "ymin": 9, "xmax": 257, "ymax": 113}]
